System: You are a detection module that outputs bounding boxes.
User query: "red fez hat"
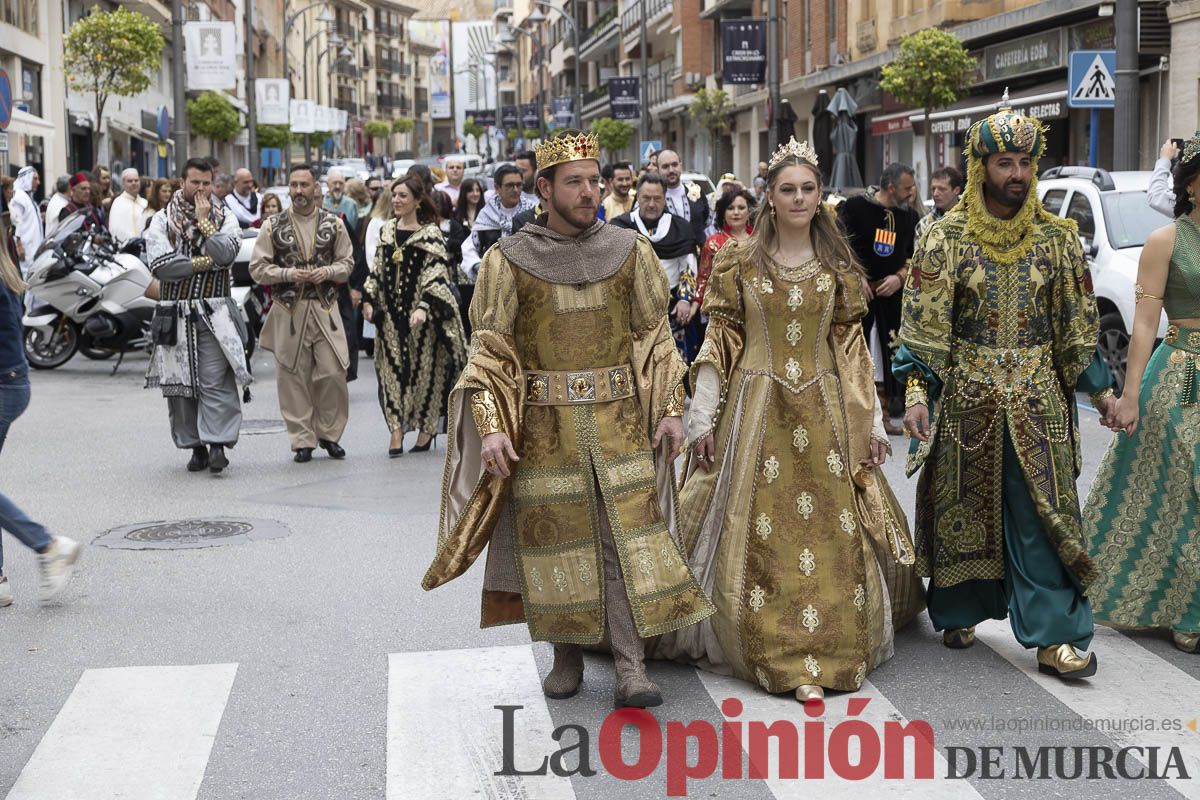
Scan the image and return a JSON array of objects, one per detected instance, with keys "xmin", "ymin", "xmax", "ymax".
[{"xmin": 69, "ymin": 172, "xmax": 90, "ymax": 187}]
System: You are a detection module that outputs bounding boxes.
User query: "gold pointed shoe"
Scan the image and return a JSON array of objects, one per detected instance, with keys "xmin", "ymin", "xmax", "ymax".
[
  {"xmin": 942, "ymin": 627, "xmax": 976, "ymax": 649},
  {"xmin": 795, "ymin": 684, "xmax": 825, "ymax": 703},
  {"xmin": 1036, "ymin": 644, "xmax": 1098, "ymax": 679},
  {"xmin": 1173, "ymin": 631, "xmax": 1200, "ymax": 654}
]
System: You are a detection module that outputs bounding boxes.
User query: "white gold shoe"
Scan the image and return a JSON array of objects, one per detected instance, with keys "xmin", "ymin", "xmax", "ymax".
[
  {"xmin": 0, "ymin": 576, "xmax": 12, "ymax": 607},
  {"xmin": 38, "ymin": 536, "xmax": 81, "ymax": 603},
  {"xmin": 795, "ymin": 684, "xmax": 825, "ymax": 702}
]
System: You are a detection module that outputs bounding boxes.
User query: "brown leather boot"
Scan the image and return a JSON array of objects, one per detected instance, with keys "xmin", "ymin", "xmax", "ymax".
[
  {"xmin": 542, "ymin": 643, "xmax": 584, "ymax": 699},
  {"xmin": 606, "ymin": 571, "xmax": 662, "ymax": 708}
]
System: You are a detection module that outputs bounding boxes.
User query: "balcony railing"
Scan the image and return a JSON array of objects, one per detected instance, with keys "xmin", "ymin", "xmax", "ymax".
[
  {"xmin": 376, "ymin": 56, "xmax": 404, "ymax": 73},
  {"xmin": 375, "ymin": 22, "xmax": 401, "ymax": 38},
  {"xmin": 376, "ymin": 95, "xmax": 409, "ymax": 112},
  {"xmin": 415, "ymin": 98, "xmax": 429, "ymax": 114},
  {"xmin": 335, "ymin": 20, "xmax": 359, "ymax": 40},
  {"xmin": 335, "ymin": 99, "xmax": 358, "ymax": 116},
  {"xmin": 646, "ymin": 63, "xmax": 674, "ymax": 108},
  {"xmin": 494, "ymin": 0, "xmax": 513, "ymax": 9},
  {"xmin": 581, "ymin": 6, "xmax": 617, "ymax": 46},
  {"xmin": 621, "ymin": 0, "xmax": 670, "ymax": 35},
  {"xmin": 335, "ymin": 63, "xmax": 360, "ymax": 78}
]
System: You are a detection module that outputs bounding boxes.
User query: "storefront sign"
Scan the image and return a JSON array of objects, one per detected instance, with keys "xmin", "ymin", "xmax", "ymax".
[
  {"xmin": 608, "ymin": 77, "xmax": 641, "ymax": 121},
  {"xmin": 720, "ymin": 18, "xmax": 767, "ymax": 85},
  {"xmin": 472, "ymin": 108, "xmax": 497, "ymax": 127},
  {"xmin": 1069, "ymin": 19, "xmax": 1115, "ymax": 51},
  {"xmin": 520, "ymin": 103, "xmax": 540, "ymax": 128},
  {"xmin": 982, "ymin": 30, "xmax": 1064, "ymax": 82},
  {"xmin": 871, "ymin": 116, "xmax": 911, "ymax": 136},
  {"xmin": 923, "ymin": 96, "xmax": 1066, "ymax": 136},
  {"xmin": 551, "ymin": 96, "xmax": 575, "ymax": 128}
]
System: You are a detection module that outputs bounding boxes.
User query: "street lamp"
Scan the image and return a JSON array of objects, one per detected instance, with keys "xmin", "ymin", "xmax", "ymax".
[
  {"xmin": 530, "ymin": 1, "xmax": 582, "ymax": 132},
  {"xmin": 497, "ymin": 31, "xmax": 524, "ymax": 143},
  {"xmin": 282, "ymin": 2, "xmax": 334, "ymax": 165},
  {"xmin": 503, "ymin": 24, "xmax": 545, "ymax": 140}
]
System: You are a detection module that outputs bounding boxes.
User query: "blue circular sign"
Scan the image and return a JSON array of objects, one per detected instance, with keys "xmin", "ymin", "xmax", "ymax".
[{"xmin": 0, "ymin": 69, "xmax": 12, "ymax": 131}]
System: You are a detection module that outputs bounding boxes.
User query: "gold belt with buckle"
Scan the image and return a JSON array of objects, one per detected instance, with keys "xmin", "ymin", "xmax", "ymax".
[{"xmin": 524, "ymin": 365, "xmax": 635, "ymax": 405}]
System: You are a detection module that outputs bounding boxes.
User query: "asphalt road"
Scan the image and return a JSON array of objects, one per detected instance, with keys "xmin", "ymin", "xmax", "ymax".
[{"xmin": 1, "ymin": 352, "xmax": 1198, "ymax": 800}]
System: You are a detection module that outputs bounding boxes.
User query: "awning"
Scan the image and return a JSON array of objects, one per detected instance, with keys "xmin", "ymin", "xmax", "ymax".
[
  {"xmin": 883, "ymin": 81, "xmax": 1068, "ymax": 137},
  {"xmin": 106, "ymin": 117, "xmax": 174, "ymax": 147},
  {"xmin": 649, "ymin": 93, "xmax": 695, "ymax": 119},
  {"xmin": 6, "ymin": 108, "xmax": 56, "ymax": 138}
]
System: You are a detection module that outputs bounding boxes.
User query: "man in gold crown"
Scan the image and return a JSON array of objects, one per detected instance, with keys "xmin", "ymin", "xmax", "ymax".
[
  {"xmin": 422, "ymin": 129, "xmax": 714, "ymax": 708},
  {"xmin": 894, "ymin": 93, "xmax": 1116, "ymax": 679}
]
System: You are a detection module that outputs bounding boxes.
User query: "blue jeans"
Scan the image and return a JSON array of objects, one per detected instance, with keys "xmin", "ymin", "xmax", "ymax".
[{"xmin": 0, "ymin": 369, "xmax": 52, "ymax": 576}]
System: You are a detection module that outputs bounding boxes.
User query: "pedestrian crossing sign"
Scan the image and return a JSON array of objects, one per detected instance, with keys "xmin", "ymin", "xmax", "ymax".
[{"xmin": 1069, "ymin": 50, "xmax": 1117, "ymax": 109}]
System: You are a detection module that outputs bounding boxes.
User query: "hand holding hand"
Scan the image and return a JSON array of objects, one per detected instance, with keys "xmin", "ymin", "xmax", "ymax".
[
  {"xmin": 875, "ymin": 274, "xmax": 904, "ymax": 297},
  {"xmin": 1111, "ymin": 394, "xmax": 1140, "ymax": 437},
  {"xmin": 674, "ymin": 299, "xmax": 694, "ymax": 326}
]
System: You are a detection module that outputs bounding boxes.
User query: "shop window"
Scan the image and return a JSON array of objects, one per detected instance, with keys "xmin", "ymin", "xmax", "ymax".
[
  {"xmin": 1042, "ymin": 189, "xmax": 1067, "ymax": 215},
  {"xmin": 20, "ymin": 63, "xmax": 40, "ymax": 117},
  {"xmin": 3, "ymin": 0, "xmax": 39, "ymax": 35},
  {"xmin": 1065, "ymin": 192, "xmax": 1096, "ymax": 239}
]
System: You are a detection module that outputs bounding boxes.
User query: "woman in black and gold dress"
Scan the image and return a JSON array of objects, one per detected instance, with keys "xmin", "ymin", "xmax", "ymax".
[{"xmin": 363, "ymin": 174, "xmax": 467, "ymax": 456}]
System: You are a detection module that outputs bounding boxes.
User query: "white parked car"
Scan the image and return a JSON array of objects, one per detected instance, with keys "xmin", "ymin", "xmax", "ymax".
[
  {"xmin": 682, "ymin": 172, "xmax": 716, "ymax": 198},
  {"xmin": 1037, "ymin": 167, "xmax": 1168, "ymax": 391}
]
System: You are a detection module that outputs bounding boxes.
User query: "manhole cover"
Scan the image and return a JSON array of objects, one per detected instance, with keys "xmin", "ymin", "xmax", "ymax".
[
  {"xmin": 94, "ymin": 517, "xmax": 290, "ymax": 550},
  {"xmin": 242, "ymin": 419, "xmax": 286, "ymax": 435}
]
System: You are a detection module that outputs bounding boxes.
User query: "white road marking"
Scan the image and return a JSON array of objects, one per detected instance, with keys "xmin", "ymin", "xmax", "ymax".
[
  {"xmin": 977, "ymin": 619, "xmax": 1200, "ymax": 796},
  {"xmin": 387, "ymin": 645, "xmax": 577, "ymax": 799},
  {"xmin": 5, "ymin": 663, "xmax": 237, "ymax": 800}
]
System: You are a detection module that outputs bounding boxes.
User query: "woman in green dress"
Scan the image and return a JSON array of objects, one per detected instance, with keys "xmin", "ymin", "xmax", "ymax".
[{"xmin": 1083, "ymin": 133, "xmax": 1200, "ymax": 654}]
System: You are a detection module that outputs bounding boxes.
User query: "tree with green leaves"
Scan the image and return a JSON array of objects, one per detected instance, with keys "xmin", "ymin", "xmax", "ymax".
[
  {"xmin": 364, "ymin": 120, "xmax": 392, "ymax": 156},
  {"xmin": 392, "ymin": 117, "xmax": 415, "ymax": 135},
  {"xmin": 187, "ymin": 91, "xmax": 241, "ymax": 148},
  {"xmin": 589, "ymin": 117, "xmax": 636, "ymax": 162},
  {"xmin": 880, "ymin": 28, "xmax": 975, "ymax": 196},
  {"xmin": 256, "ymin": 124, "xmax": 291, "ymax": 150},
  {"xmin": 463, "ymin": 116, "xmax": 484, "ymax": 140},
  {"xmin": 65, "ymin": 6, "xmax": 165, "ymax": 168},
  {"xmin": 688, "ymin": 88, "xmax": 733, "ymax": 177}
]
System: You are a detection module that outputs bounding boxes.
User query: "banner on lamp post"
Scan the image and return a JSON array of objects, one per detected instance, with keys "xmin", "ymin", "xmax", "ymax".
[
  {"xmin": 500, "ymin": 105, "xmax": 518, "ymax": 128},
  {"xmin": 475, "ymin": 108, "xmax": 497, "ymax": 127},
  {"xmin": 520, "ymin": 103, "xmax": 540, "ymax": 129},
  {"xmin": 184, "ymin": 22, "xmax": 238, "ymax": 90},
  {"xmin": 256, "ymin": 79, "xmax": 290, "ymax": 125},
  {"xmin": 551, "ymin": 96, "xmax": 575, "ymax": 128},
  {"xmin": 289, "ymin": 99, "xmax": 316, "ymax": 133},
  {"xmin": 608, "ymin": 77, "xmax": 640, "ymax": 121},
  {"xmin": 721, "ymin": 19, "xmax": 767, "ymax": 85},
  {"xmin": 336, "ymin": 110, "xmax": 349, "ymax": 130},
  {"xmin": 315, "ymin": 105, "xmax": 336, "ymax": 132}
]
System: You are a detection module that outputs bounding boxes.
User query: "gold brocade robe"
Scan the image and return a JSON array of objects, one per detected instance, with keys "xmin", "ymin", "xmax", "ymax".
[
  {"xmin": 664, "ymin": 246, "xmax": 918, "ymax": 693},
  {"xmin": 422, "ymin": 229, "xmax": 715, "ymax": 645}
]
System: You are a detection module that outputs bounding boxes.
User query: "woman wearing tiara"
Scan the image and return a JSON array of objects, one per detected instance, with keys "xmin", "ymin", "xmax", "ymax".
[{"xmin": 656, "ymin": 139, "xmax": 922, "ymax": 701}]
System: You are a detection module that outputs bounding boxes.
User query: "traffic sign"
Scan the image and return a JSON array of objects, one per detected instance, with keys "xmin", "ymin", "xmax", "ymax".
[
  {"xmin": 157, "ymin": 106, "xmax": 170, "ymax": 140},
  {"xmin": 640, "ymin": 140, "xmax": 662, "ymax": 165},
  {"xmin": 1069, "ymin": 50, "xmax": 1117, "ymax": 109},
  {"xmin": 0, "ymin": 69, "xmax": 12, "ymax": 131}
]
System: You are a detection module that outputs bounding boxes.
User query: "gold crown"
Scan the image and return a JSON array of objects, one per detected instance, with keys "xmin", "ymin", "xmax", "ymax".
[
  {"xmin": 768, "ymin": 137, "xmax": 819, "ymax": 171},
  {"xmin": 1183, "ymin": 131, "xmax": 1200, "ymax": 165},
  {"xmin": 534, "ymin": 132, "xmax": 601, "ymax": 170}
]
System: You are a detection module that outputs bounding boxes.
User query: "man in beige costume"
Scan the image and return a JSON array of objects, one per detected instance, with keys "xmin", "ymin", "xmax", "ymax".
[
  {"xmin": 423, "ymin": 131, "xmax": 714, "ymax": 708},
  {"xmin": 250, "ymin": 164, "xmax": 354, "ymax": 463}
]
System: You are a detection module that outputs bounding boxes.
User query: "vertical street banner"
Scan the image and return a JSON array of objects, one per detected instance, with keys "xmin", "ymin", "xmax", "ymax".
[
  {"xmin": 289, "ymin": 99, "xmax": 316, "ymax": 134},
  {"xmin": 256, "ymin": 79, "xmax": 290, "ymax": 125},
  {"xmin": 721, "ymin": 18, "xmax": 767, "ymax": 85},
  {"xmin": 183, "ymin": 21, "xmax": 237, "ymax": 91},
  {"xmin": 474, "ymin": 108, "xmax": 496, "ymax": 127},
  {"xmin": 520, "ymin": 103, "xmax": 540, "ymax": 128},
  {"xmin": 315, "ymin": 105, "xmax": 337, "ymax": 133},
  {"xmin": 336, "ymin": 109, "xmax": 349, "ymax": 131},
  {"xmin": 608, "ymin": 77, "xmax": 640, "ymax": 121},
  {"xmin": 501, "ymin": 105, "xmax": 518, "ymax": 128},
  {"xmin": 551, "ymin": 96, "xmax": 575, "ymax": 128},
  {"xmin": 409, "ymin": 20, "xmax": 452, "ymax": 119}
]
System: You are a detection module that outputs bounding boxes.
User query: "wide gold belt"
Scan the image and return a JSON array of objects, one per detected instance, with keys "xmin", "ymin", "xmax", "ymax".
[
  {"xmin": 525, "ymin": 365, "xmax": 635, "ymax": 405},
  {"xmin": 953, "ymin": 343, "xmax": 1054, "ymax": 388}
]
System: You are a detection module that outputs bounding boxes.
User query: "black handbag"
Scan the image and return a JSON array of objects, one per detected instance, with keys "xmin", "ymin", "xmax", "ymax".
[{"xmin": 150, "ymin": 304, "xmax": 178, "ymax": 347}]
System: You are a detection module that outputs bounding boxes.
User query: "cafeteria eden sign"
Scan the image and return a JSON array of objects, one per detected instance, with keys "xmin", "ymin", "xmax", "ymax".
[
  {"xmin": 981, "ymin": 30, "xmax": 1064, "ymax": 82},
  {"xmin": 927, "ymin": 98, "xmax": 1065, "ymax": 136}
]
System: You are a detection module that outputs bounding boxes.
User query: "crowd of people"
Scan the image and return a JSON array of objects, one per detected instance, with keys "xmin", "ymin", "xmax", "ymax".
[{"xmin": 2, "ymin": 110, "xmax": 1198, "ymax": 720}]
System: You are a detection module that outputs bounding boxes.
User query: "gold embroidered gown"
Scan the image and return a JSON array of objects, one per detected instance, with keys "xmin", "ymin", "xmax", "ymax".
[{"xmin": 663, "ymin": 244, "xmax": 917, "ymax": 693}]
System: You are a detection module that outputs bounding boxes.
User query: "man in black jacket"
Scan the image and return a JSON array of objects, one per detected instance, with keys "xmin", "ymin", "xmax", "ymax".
[{"xmin": 655, "ymin": 150, "xmax": 708, "ymax": 254}]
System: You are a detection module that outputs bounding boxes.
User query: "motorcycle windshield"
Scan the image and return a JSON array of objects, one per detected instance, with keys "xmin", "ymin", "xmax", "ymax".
[{"xmin": 52, "ymin": 213, "xmax": 86, "ymax": 243}]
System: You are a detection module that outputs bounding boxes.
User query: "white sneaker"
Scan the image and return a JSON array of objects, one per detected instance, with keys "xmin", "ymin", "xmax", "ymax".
[
  {"xmin": 38, "ymin": 536, "xmax": 81, "ymax": 603},
  {"xmin": 0, "ymin": 576, "xmax": 11, "ymax": 607}
]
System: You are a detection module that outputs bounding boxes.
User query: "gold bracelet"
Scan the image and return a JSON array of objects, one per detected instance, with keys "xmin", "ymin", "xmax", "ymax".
[
  {"xmin": 470, "ymin": 390, "xmax": 503, "ymax": 437},
  {"xmin": 664, "ymin": 382, "xmax": 686, "ymax": 417},
  {"xmin": 197, "ymin": 218, "xmax": 217, "ymax": 238},
  {"xmin": 905, "ymin": 372, "xmax": 928, "ymax": 408},
  {"xmin": 191, "ymin": 255, "xmax": 214, "ymax": 272},
  {"xmin": 1089, "ymin": 387, "xmax": 1115, "ymax": 406},
  {"xmin": 1135, "ymin": 284, "xmax": 1164, "ymax": 303}
]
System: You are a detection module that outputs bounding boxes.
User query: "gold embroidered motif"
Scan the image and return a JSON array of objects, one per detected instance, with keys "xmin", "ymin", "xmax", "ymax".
[
  {"xmin": 839, "ymin": 508, "xmax": 857, "ymax": 535},
  {"xmin": 793, "ymin": 425, "xmax": 809, "ymax": 452},
  {"xmin": 749, "ymin": 585, "xmax": 766, "ymax": 612},
  {"xmin": 617, "ymin": 462, "xmax": 644, "ymax": 481},
  {"xmin": 796, "ymin": 492, "xmax": 815, "ymax": 519},
  {"xmin": 547, "ymin": 476, "xmax": 573, "ymax": 495},
  {"xmin": 664, "ymin": 382, "xmax": 686, "ymax": 416},
  {"xmin": 552, "ymin": 566, "xmax": 568, "ymax": 592},
  {"xmin": 660, "ymin": 544, "xmax": 678, "ymax": 569},
  {"xmin": 471, "ymin": 390, "xmax": 503, "ymax": 436},
  {"xmin": 755, "ymin": 666, "xmax": 771, "ymax": 690},
  {"xmin": 784, "ymin": 358, "xmax": 803, "ymax": 382},
  {"xmin": 756, "ymin": 513, "xmax": 772, "ymax": 541},
  {"xmin": 815, "ymin": 273, "xmax": 832, "ymax": 293},
  {"xmin": 788, "ymin": 285, "xmax": 804, "ymax": 311},
  {"xmin": 529, "ymin": 567, "xmax": 545, "ymax": 592},
  {"xmin": 759, "ymin": 277, "xmax": 774, "ymax": 294},
  {"xmin": 637, "ymin": 550, "xmax": 655, "ymax": 577},
  {"xmin": 854, "ymin": 583, "xmax": 866, "ymax": 612},
  {"xmin": 799, "ymin": 548, "xmax": 816, "ymax": 576},
  {"xmin": 804, "ymin": 654, "xmax": 821, "ymax": 676},
  {"xmin": 763, "ymin": 455, "xmax": 781, "ymax": 483},
  {"xmin": 854, "ymin": 661, "xmax": 867, "ymax": 687},
  {"xmin": 802, "ymin": 603, "xmax": 820, "ymax": 633},
  {"xmin": 578, "ymin": 559, "xmax": 593, "ymax": 585},
  {"xmin": 827, "ymin": 450, "xmax": 845, "ymax": 477},
  {"xmin": 786, "ymin": 319, "xmax": 803, "ymax": 346}
]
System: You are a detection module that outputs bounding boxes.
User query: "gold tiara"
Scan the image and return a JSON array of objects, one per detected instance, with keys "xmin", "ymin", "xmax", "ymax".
[
  {"xmin": 768, "ymin": 137, "xmax": 819, "ymax": 171},
  {"xmin": 534, "ymin": 132, "xmax": 601, "ymax": 171}
]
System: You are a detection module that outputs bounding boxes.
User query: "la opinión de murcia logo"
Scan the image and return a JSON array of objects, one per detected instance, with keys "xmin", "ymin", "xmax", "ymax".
[{"xmin": 495, "ymin": 699, "xmax": 1194, "ymax": 796}]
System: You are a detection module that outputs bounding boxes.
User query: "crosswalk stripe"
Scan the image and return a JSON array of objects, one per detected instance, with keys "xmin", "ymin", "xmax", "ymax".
[
  {"xmin": 387, "ymin": 645, "xmax": 576, "ymax": 800},
  {"xmin": 976, "ymin": 620, "xmax": 1200, "ymax": 796},
  {"xmin": 695, "ymin": 670, "xmax": 984, "ymax": 797},
  {"xmin": 4, "ymin": 663, "xmax": 237, "ymax": 800}
]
